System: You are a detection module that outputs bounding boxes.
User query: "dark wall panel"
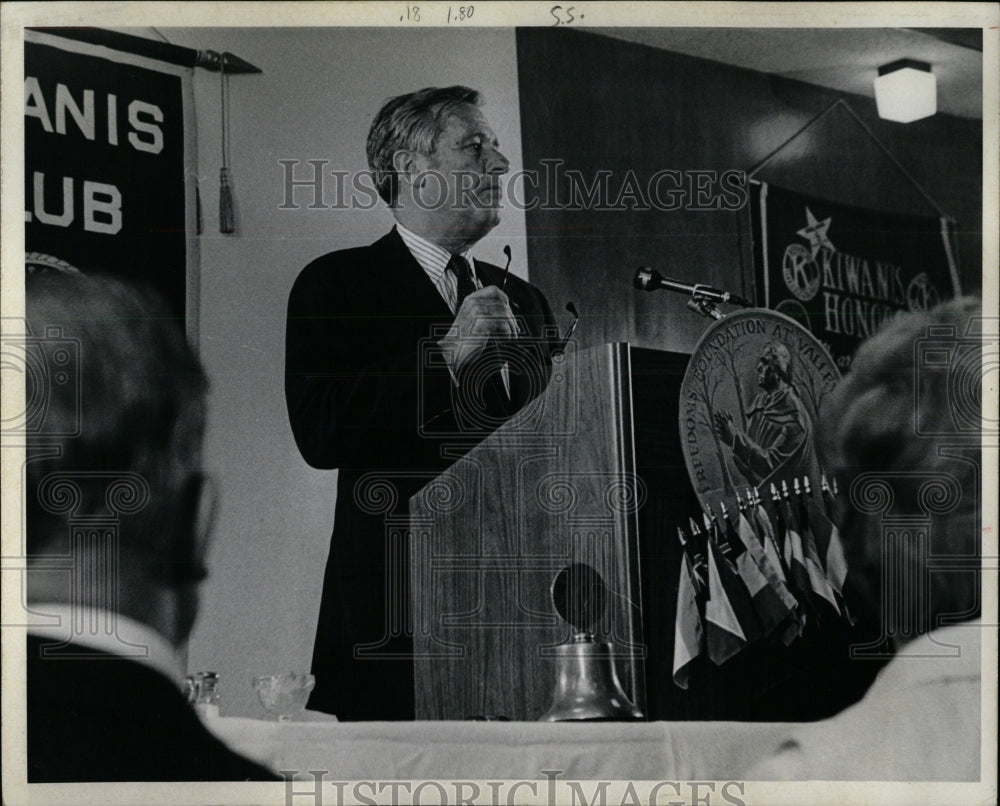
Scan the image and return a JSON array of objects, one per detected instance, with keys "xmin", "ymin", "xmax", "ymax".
[{"xmin": 516, "ymin": 28, "xmax": 982, "ymax": 355}]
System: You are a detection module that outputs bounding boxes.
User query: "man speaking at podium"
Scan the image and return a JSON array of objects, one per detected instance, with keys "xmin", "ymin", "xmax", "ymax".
[{"xmin": 285, "ymin": 86, "xmax": 557, "ymax": 720}]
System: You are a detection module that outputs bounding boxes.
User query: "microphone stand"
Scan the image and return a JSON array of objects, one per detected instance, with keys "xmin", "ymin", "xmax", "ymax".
[
  {"xmin": 686, "ymin": 287, "xmax": 725, "ymax": 320},
  {"xmin": 633, "ymin": 268, "xmax": 750, "ymax": 320}
]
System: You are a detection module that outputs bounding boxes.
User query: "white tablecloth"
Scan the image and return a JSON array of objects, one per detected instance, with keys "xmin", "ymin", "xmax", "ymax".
[{"xmin": 207, "ymin": 715, "xmax": 796, "ymax": 781}]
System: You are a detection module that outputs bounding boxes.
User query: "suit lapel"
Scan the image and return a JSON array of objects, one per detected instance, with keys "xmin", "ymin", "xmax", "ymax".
[
  {"xmin": 375, "ymin": 227, "xmax": 455, "ymax": 323},
  {"xmin": 473, "ymin": 259, "xmax": 529, "ymax": 318},
  {"xmin": 472, "ymin": 259, "xmax": 499, "ymax": 288},
  {"xmin": 370, "ymin": 234, "xmax": 547, "ymax": 413}
]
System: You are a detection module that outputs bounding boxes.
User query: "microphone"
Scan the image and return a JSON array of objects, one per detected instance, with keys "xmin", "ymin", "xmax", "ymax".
[
  {"xmin": 633, "ymin": 267, "xmax": 753, "ymax": 308},
  {"xmin": 552, "ymin": 302, "xmax": 580, "ymax": 356},
  {"xmin": 500, "ymin": 245, "xmax": 512, "ymax": 292},
  {"xmin": 492, "ymin": 247, "xmax": 515, "ymax": 407}
]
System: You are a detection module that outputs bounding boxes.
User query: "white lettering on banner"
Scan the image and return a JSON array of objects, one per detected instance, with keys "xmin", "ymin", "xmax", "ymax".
[
  {"xmin": 23, "ymin": 76, "xmax": 164, "ymax": 153},
  {"xmin": 822, "ymin": 291, "xmax": 897, "ymax": 338},
  {"xmin": 107, "ymin": 93, "xmax": 118, "ymax": 146},
  {"xmin": 24, "ymin": 76, "xmax": 53, "ymax": 132},
  {"xmin": 83, "ymin": 181, "xmax": 123, "ymax": 234},
  {"xmin": 804, "ymin": 248, "xmax": 910, "ymax": 307},
  {"xmin": 128, "ymin": 100, "xmax": 164, "ymax": 154},
  {"xmin": 784, "ymin": 207, "xmax": 940, "ymax": 353},
  {"xmin": 32, "ymin": 171, "xmax": 73, "ymax": 227},
  {"xmin": 28, "ymin": 172, "xmax": 122, "ymax": 236},
  {"xmin": 55, "ymin": 83, "xmax": 95, "ymax": 140}
]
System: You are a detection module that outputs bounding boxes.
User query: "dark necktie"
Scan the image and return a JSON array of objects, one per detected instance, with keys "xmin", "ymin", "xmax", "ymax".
[{"xmin": 447, "ymin": 254, "xmax": 476, "ymax": 312}]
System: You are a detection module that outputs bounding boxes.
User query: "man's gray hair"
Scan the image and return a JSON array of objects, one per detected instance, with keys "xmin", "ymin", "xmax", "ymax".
[
  {"xmin": 25, "ymin": 272, "xmax": 209, "ymax": 584},
  {"xmin": 366, "ymin": 85, "xmax": 482, "ymax": 206},
  {"xmin": 818, "ymin": 296, "xmax": 982, "ymax": 631}
]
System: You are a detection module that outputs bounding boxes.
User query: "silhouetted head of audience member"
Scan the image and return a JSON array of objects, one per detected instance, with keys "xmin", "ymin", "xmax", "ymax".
[
  {"xmin": 819, "ymin": 296, "xmax": 982, "ymax": 647},
  {"xmin": 25, "ymin": 272, "xmax": 210, "ymax": 648}
]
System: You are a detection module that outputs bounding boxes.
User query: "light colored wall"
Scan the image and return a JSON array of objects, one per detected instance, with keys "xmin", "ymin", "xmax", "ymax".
[
  {"xmin": 123, "ymin": 26, "xmax": 981, "ymax": 718},
  {"xmin": 146, "ymin": 27, "xmax": 527, "ymax": 717}
]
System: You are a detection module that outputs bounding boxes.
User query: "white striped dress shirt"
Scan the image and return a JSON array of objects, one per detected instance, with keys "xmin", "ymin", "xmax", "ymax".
[{"xmin": 397, "ymin": 224, "xmax": 480, "ymax": 314}]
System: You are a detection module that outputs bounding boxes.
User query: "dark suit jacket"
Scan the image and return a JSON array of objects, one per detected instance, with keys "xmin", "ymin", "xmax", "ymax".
[
  {"xmin": 26, "ymin": 635, "xmax": 278, "ymax": 782},
  {"xmin": 285, "ymin": 227, "xmax": 557, "ymax": 719}
]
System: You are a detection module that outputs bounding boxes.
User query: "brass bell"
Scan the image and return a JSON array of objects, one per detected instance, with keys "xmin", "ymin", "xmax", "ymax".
[
  {"xmin": 540, "ymin": 563, "xmax": 643, "ymax": 721},
  {"xmin": 539, "ymin": 632, "xmax": 643, "ymax": 721}
]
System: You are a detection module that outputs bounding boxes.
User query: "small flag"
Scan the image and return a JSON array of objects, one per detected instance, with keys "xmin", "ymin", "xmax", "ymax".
[
  {"xmin": 705, "ymin": 535, "xmax": 761, "ymax": 665},
  {"xmin": 703, "ymin": 512, "xmax": 738, "ymax": 572},
  {"xmin": 784, "ymin": 482, "xmax": 839, "ymax": 614},
  {"xmin": 673, "ymin": 550, "xmax": 704, "ymax": 689},
  {"xmin": 708, "ymin": 518, "xmax": 763, "ymax": 644},
  {"xmin": 820, "ymin": 474, "xmax": 840, "ymax": 522},
  {"xmin": 727, "ymin": 506, "xmax": 800, "ymax": 641},
  {"xmin": 823, "ymin": 519, "xmax": 849, "ymax": 594},
  {"xmin": 749, "ymin": 489, "xmax": 804, "ymax": 638},
  {"xmin": 817, "ymin": 475, "xmax": 850, "ymax": 596},
  {"xmin": 736, "ymin": 511, "xmax": 797, "ymax": 609},
  {"xmin": 750, "ymin": 488, "xmax": 790, "ymax": 585},
  {"xmin": 773, "ymin": 483, "xmax": 816, "ymax": 617},
  {"xmin": 716, "ymin": 506, "xmax": 751, "ymax": 565},
  {"xmin": 805, "ymin": 478, "xmax": 853, "ymax": 623},
  {"xmin": 800, "ymin": 478, "xmax": 847, "ymax": 594},
  {"xmin": 678, "ymin": 526, "xmax": 707, "ymax": 595},
  {"xmin": 815, "ymin": 516, "xmax": 854, "ymax": 624},
  {"xmin": 705, "ymin": 541, "xmax": 746, "ymax": 665},
  {"xmin": 769, "ymin": 484, "xmax": 792, "ymax": 568}
]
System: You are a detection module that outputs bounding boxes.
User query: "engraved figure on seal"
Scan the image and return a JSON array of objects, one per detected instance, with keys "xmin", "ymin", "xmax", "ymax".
[{"xmin": 712, "ymin": 341, "xmax": 821, "ymax": 490}]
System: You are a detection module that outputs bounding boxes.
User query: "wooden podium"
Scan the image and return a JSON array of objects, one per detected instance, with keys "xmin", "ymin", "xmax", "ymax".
[
  {"xmin": 409, "ymin": 343, "xmax": 695, "ymax": 721},
  {"xmin": 410, "ymin": 343, "xmax": 877, "ymax": 723}
]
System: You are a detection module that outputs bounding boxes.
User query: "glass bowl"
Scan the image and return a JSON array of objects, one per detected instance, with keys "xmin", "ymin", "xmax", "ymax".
[{"xmin": 252, "ymin": 672, "xmax": 315, "ymax": 721}]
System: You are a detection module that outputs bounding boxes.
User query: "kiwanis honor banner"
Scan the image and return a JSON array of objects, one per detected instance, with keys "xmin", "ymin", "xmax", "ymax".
[
  {"xmin": 24, "ymin": 30, "xmax": 197, "ymax": 324},
  {"xmin": 750, "ymin": 181, "xmax": 959, "ymax": 369}
]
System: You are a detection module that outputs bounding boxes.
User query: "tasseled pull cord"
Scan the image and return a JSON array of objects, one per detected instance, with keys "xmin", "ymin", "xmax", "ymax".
[{"xmin": 219, "ymin": 57, "xmax": 235, "ymax": 234}]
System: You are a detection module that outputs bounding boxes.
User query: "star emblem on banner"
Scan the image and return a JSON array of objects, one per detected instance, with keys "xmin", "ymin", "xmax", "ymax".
[{"xmin": 797, "ymin": 207, "xmax": 835, "ymax": 258}]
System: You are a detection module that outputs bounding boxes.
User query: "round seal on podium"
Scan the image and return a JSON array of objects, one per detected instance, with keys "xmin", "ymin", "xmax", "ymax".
[{"xmin": 678, "ymin": 308, "xmax": 840, "ymax": 515}]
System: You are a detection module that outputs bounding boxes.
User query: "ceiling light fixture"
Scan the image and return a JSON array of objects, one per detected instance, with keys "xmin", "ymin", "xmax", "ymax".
[{"xmin": 873, "ymin": 59, "xmax": 936, "ymax": 123}]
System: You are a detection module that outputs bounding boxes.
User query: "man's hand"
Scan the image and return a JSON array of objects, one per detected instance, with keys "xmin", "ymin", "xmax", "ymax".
[
  {"xmin": 438, "ymin": 286, "xmax": 518, "ymax": 375},
  {"xmin": 713, "ymin": 409, "xmax": 737, "ymax": 447}
]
